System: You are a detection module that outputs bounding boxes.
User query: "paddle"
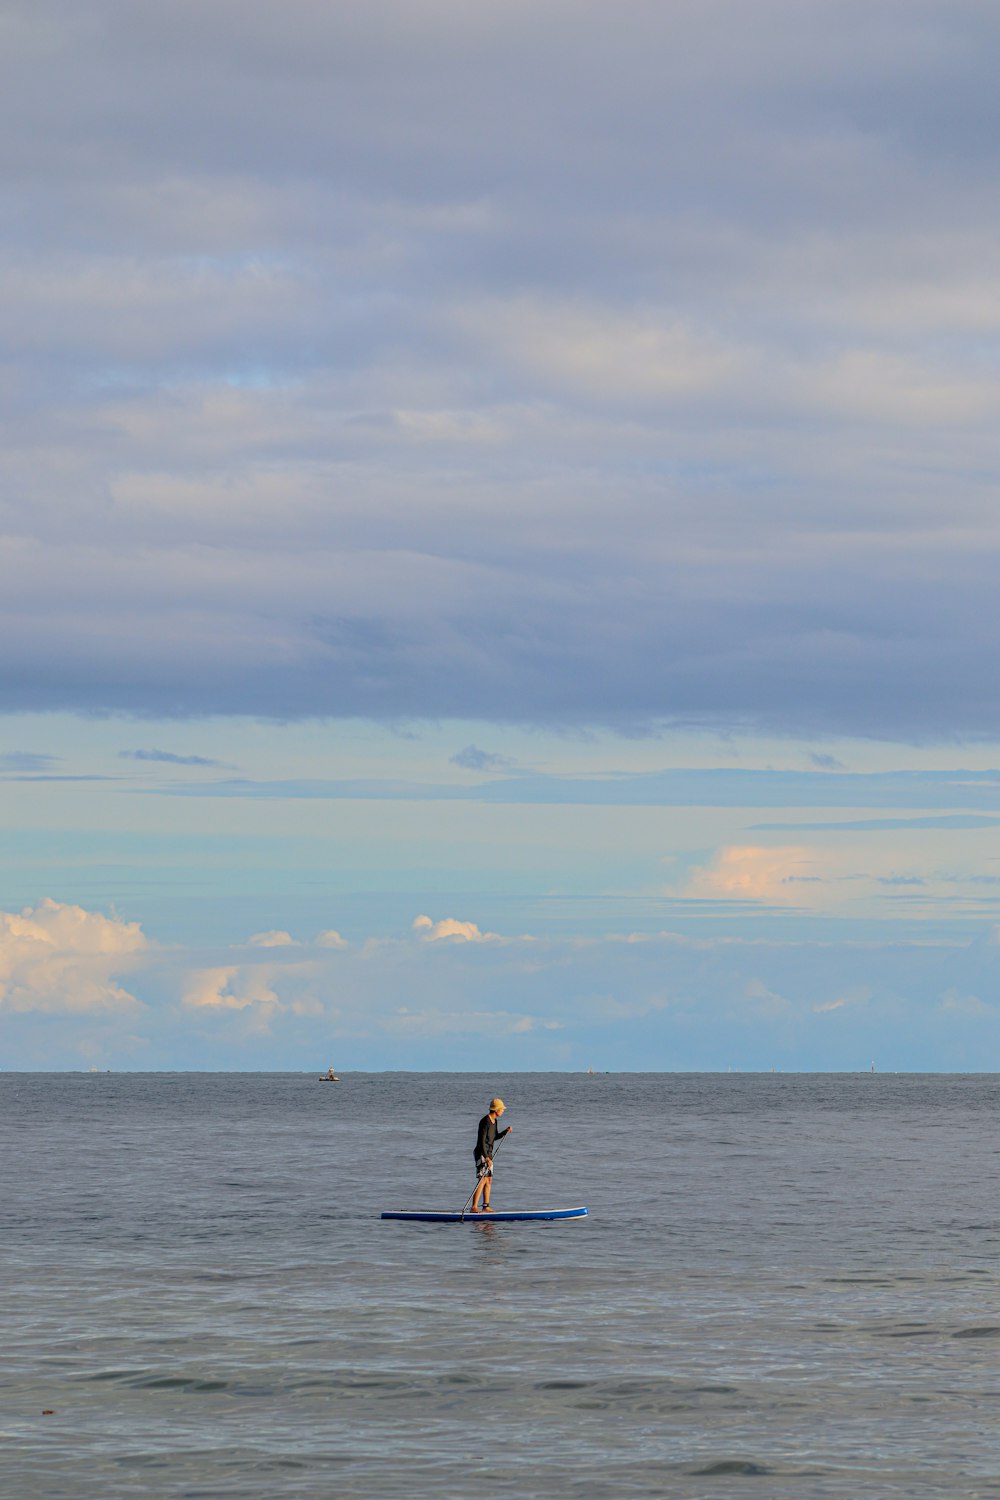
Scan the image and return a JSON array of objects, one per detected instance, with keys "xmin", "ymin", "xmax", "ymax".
[{"xmin": 460, "ymin": 1130, "xmax": 509, "ymax": 1220}]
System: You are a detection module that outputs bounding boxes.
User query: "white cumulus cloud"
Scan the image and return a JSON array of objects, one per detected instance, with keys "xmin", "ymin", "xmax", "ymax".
[
  {"xmin": 0, "ymin": 898, "xmax": 147, "ymax": 1014},
  {"xmin": 181, "ymin": 965, "xmax": 283, "ymax": 1013},
  {"xmin": 412, "ymin": 914, "xmax": 499, "ymax": 942},
  {"xmin": 316, "ymin": 929, "xmax": 349, "ymax": 948}
]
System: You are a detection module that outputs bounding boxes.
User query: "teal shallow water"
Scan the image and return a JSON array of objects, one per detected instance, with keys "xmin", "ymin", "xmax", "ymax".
[{"xmin": 5, "ymin": 1072, "xmax": 1000, "ymax": 1498}]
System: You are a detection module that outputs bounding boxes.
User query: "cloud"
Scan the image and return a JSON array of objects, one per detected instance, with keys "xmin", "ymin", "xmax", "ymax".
[
  {"xmin": 0, "ymin": 752, "xmax": 56, "ymax": 772},
  {"xmin": 178, "ymin": 944, "xmax": 334, "ymax": 1036},
  {"xmin": 120, "ymin": 749, "xmax": 227, "ymax": 767},
  {"xmin": 6, "ymin": 906, "xmax": 1000, "ymax": 1068},
  {"xmin": 181, "ymin": 965, "xmax": 282, "ymax": 1013},
  {"xmin": 1, "ymin": 3, "xmax": 1000, "ymax": 738},
  {"xmin": 0, "ymin": 898, "xmax": 147, "ymax": 1014},
  {"xmin": 449, "ymin": 744, "xmax": 513, "ymax": 772},
  {"xmin": 412, "ymin": 914, "xmax": 499, "ymax": 942},
  {"xmin": 812, "ymin": 988, "xmax": 870, "ymax": 1015},
  {"xmin": 808, "ymin": 753, "xmax": 846, "ymax": 771},
  {"xmin": 469, "ymin": 298, "xmax": 740, "ymax": 402},
  {"xmin": 149, "ymin": 767, "xmax": 1000, "ymax": 812},
  {"xmin": 753, "ymin": 815, "xmax": 1000, "ymax": 831},
  {"xmin": 743, "ymin": 979, "xmax": 794, "ymax": 1020},
  {"xmin": 678, "ymin": 839, "xmax": 1000, "ymax": 918},
  {"xmin": 940, "ymin": 988, "xmax": 995, "ymax": 1018},
  {"xmin": 684, "ymin": 846, "xmax": 819, "ymax": 906},
  {"xmin": 316, "ymin": 929, "xmax": 349, "ymax": 948}
]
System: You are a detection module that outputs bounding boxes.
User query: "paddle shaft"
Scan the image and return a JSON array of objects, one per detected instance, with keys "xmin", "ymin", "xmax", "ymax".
[{"xmin": 460, "ymin": 1130, "xmax": 508, "ymax": 1219}]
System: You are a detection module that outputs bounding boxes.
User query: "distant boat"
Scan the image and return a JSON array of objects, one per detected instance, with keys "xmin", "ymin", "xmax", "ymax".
[
  {"xmin": 319, "ymin": 1066, "xmax": 340, "ymax": 1082},
  {"xmin": 586, "ymin": 1065, "xmax": 595, "ymax": 1075}
]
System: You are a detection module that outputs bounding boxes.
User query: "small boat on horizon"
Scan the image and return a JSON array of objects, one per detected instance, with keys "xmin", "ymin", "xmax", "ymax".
[{"xmin": 319, "ymin": 1065, "xmax": 340, "ymax": 1082}]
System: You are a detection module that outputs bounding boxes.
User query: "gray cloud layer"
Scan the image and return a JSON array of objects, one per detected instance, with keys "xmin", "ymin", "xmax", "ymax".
[
  {"xmin": 148, "ymin": 767, "xmax": 1000, "ymax": 810},
  {"xmin": 119, "ymin": 749, "xmax": 227, "ymax": 767},
  {"xmin": 4, "ymin": 2, "xmax": 1000, "ymax": 735}
]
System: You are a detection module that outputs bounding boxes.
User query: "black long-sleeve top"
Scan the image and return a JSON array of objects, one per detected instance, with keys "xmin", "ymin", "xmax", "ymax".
[{"xmin": 475, "ymin": 1112, "xmax": 510, "ymax": 1161}]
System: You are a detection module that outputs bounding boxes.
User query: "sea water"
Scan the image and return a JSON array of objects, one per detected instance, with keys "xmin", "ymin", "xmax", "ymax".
[{"xmin": 4, "ymin": 1071, "xmax": 1000, "ymax": 1499}]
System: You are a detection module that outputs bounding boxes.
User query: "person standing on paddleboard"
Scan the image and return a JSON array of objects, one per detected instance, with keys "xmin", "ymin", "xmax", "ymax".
[{"xmin": 470, "ymin": 1098, "xmax": 511, "ymax": 1213}]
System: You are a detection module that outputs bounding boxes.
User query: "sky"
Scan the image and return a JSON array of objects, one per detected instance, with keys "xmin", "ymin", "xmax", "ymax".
[{"xmin": 3, "ymin": 0, "xmax": 1000, "ymax": 1069}]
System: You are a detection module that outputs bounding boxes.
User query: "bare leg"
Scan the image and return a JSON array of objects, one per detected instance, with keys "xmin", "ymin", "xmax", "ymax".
[{"xmin": 471, "ymin": 1164, "xmax": 492, "ymax": 1211}]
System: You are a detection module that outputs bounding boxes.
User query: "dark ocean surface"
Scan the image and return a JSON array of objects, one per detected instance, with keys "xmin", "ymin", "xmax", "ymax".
[{"xmin": 4, "ymin": 1072, "xmax": 1000, "ymax": 1498}]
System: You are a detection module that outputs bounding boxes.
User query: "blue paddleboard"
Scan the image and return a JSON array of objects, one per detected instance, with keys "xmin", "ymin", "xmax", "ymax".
[{"xmin": 381, "ymin": 1207, "xmax": 588, "ymax": 1222}]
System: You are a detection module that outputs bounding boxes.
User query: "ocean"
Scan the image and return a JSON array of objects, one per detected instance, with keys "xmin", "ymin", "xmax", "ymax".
[{"xmin": 4, "ymin": 1071, "xmax": 1000, "ymax": 1498}]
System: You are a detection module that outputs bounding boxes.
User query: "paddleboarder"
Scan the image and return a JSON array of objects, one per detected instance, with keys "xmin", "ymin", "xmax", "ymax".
[{"xmin": 470, "ymin": 1097, "xmax": 511, "ymax": 1213}]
